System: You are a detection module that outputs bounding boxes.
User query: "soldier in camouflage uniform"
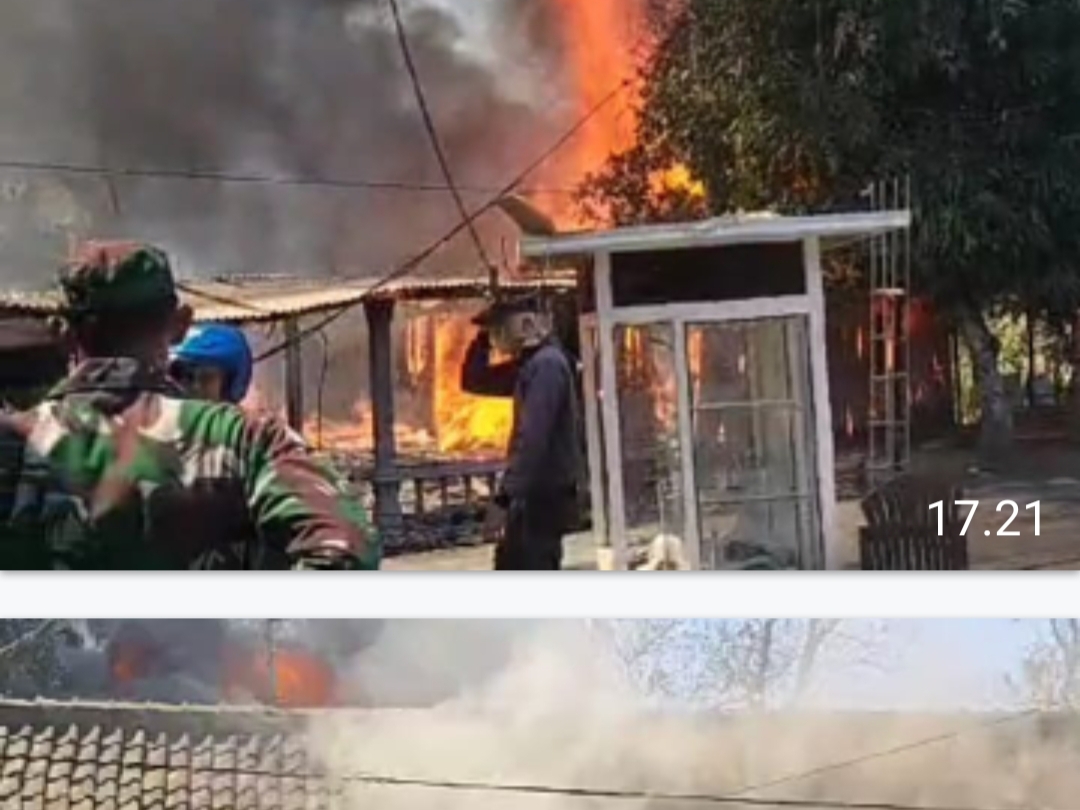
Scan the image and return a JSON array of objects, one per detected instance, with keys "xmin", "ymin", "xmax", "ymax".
[{"xmin": 0, "ymin": 241, "xmax": 379, "ymax": 570}]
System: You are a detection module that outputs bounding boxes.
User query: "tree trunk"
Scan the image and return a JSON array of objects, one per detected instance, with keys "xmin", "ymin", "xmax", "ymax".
[
  {"xmin": 1026, "ymin": 307, "xmax": 1036, "ymax": 409},
  {"xmin": 958, "ymin": 305, "xmax": 1012, "ymax": 459},
  {"xmin": 1069, "ymin": 312, "xmax": 1080, "ymax": 440}
]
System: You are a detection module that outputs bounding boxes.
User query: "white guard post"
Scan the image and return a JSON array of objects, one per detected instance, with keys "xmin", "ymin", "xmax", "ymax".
[{"xmin": 521, "ymin": 210, "xmax": 912, "ymax": 571}]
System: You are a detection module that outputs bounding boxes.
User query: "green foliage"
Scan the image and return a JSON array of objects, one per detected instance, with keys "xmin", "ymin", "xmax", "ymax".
[{"xmin": 582, "ymin": 0, "xmax": 1080, "ymax": 316}]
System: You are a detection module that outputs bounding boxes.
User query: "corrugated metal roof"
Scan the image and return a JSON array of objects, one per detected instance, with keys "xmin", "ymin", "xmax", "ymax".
[
  {"xmin": 521, "ymin": 210, "xmax": 912, "ymax": 258},
  {"xmin": 0, "ymin": 276, "xmax": 577, "ymax": 325}
]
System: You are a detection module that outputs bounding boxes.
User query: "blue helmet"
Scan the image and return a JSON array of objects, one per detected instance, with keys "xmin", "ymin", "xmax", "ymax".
[{"xmin": 170, "ymin": 324, "xmax": 253, "ymax": 403}]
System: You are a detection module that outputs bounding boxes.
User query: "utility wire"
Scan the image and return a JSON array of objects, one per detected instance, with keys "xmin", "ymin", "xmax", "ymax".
[
  {"xmin": 310, "ymin": 706, "xmax": 1043, "ymax": 810},
  {"xmin": 324, "ymin": 771, "xmax": 1014, "ymax": 810},
  {"xmin": 727, "ymin": 709, "xmax": 1040, "ymax": 798},
  {"xmin": 6, "ymin": 748, "xmax": 1029, "ymax": 810},
  {"xmin": 0, "ymin": 156, "xmax": 575, "ymax": 196},
  {"xmin": 386, "ymin": 0, "xmax": 492, "ymax": 272},
  {"xmin": 0, "ymin": 620, "xmax": 61, "ymax": 660},
  {"xmin": 252, "ymin": 75, "xmax": 633, "ymax": 364}
]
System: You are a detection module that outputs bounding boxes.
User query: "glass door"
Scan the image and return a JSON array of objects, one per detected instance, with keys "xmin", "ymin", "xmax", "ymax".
[
  {"xmin": 685, "ymin": 316, "xmax": 820, "ymax": 569},
  {"xmin": 611, "ymin": 322, "xmax": 686, "ymax": 567}
]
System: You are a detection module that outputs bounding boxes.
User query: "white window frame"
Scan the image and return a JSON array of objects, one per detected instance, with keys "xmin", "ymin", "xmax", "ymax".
[{"xmin": 586, "ymin": 237, "xmax": 836, "ymax": 570}]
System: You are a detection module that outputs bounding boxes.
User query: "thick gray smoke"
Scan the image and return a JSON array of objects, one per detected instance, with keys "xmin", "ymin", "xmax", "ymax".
[{"xmin": 0, "ymin": 0, "xmax": 578, "ymax": 289}]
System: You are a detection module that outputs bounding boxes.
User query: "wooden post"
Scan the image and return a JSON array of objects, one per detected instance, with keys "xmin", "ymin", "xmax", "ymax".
[
  {"xmin": 284, "ymin": 318, "xmax": 304, "ymax": 434},
  {"xmin": 365, "ymin": 299, "xmax": 404, "ymax": 546}
]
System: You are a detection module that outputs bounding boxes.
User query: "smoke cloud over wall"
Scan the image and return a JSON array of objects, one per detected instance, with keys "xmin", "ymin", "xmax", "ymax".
[
  {"xmin": 0, "ymin": 0, "xmax": 579, "ymax": 288},
  {"xmin": 309, "ymin": 621, "xmax": 1079, "ymax": 810}
]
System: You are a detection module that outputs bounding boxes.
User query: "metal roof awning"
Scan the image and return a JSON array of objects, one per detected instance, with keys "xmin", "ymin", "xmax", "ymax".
[
  {"xmin": 0, "ymin": 275, "xmax": 578, "ymax": 326},
  {"xmin": 520, "ymin": 210, "xmax": 912, "ymax": 259},
  {"xmin": 0, "ymin": 317, "xmax": 61, "ymax": 353}
]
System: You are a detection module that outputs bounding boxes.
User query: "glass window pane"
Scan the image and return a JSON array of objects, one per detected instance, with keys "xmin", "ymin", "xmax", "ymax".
[
  {"xmin": 687, "ymin": 317, "xmax": 819, "ymax": 569},
  {"xmin": 698, "ymin": 497, "xmax": 815, "ymax": 569},
  {"xmin": 613, "ymin": 322, "xmax": 684, "ymax": 559}
]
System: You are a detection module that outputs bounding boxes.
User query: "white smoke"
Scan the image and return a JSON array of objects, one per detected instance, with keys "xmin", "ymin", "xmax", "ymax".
[{"xmin": 307, "ymin": 620, "xmax": 1077, "ymax": 810}]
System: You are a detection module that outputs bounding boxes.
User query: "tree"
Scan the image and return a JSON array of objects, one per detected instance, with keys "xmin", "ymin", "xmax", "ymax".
[
  {"xmin": 0, "ymin": 620, "xmax": 73, "ymax": 696},
  {"xmin": 1010, "ymin": 619, "xmax": 1080, "ymax": 709},
  {"xmin": 582, "ymin": 0, "xmax": 1080, "ymax": 456},
  {"xmin": 597, "ymin": 619, "xmax": 879, "ymax": 709}
]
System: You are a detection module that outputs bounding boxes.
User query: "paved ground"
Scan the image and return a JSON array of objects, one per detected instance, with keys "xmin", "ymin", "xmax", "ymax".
[
  {"xmin": 382, "ymin": 533, "xmax": 598, "ymax": 571},
  {"xmin": 383, "ymin": 438, "xmax": 1080, "ymax": 571}
]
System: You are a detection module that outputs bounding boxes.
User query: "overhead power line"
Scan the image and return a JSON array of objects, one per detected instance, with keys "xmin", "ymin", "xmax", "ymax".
[
  {"xmin": 386, "ymin": 0, "xmax": 492, "ymax": 271},
  {"xmin": 253, "ymin": 75, "xmax": 633, "ymax": 364},
  {"xmin": 727, "ymin": 709, "xmax": 1039, "ymax": 798},
  {"xmin": 0, "ymin": 156, "xmax": 576, "ymax": 196},
  {"xmin": 330, "ymin": 708, "xmax": 1040, "ymax": 810},
  {"xmin": 330, "ymin": 771, "xmax": 1016, "ymax": 810}
]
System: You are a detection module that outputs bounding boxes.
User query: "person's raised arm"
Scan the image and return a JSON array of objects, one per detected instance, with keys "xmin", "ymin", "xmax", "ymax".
[
  {"xmin": 461, "ymin": 330, "xmax": 517, "ymax": 398},
  {"xmin": 242, "ymin": 415, "xmax": 380, "ymax": 570}
]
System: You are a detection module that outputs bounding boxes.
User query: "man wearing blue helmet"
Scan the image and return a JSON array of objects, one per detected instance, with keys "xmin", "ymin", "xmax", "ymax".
[{"xmin": 169, "ymin": 324, "xmax": 253, "ymax": 404}]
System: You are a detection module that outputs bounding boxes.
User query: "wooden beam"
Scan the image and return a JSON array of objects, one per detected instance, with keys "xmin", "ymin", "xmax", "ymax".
[
  {"xmin": 284, "ymin": 318, "xmax": 304, "ymax": 434},
  {"xmin": 365, "ymin": 299, "xmax": 404, "ymax": 546}
]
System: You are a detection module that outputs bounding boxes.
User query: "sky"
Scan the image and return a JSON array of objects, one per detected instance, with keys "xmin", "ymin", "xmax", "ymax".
[{"xmin": 801, "ymin": 620, "xmax": 1039, "ymax": 711}]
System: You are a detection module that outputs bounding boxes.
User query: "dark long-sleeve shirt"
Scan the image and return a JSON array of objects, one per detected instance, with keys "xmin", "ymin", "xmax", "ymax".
[{"xmin": 461, "ymin": 334, "xmax": 582, "ymax": 499}]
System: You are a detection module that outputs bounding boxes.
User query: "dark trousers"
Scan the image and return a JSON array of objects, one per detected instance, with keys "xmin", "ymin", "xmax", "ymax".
[{"xmin": 494, "ymin": 490, "xmax": 575, "ymax": 571}]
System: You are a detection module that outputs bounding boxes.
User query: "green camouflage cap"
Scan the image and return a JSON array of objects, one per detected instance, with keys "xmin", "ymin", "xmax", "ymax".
[{"xmin": 59, "ymin": 241, "xmax": 178, "ymax": 318}]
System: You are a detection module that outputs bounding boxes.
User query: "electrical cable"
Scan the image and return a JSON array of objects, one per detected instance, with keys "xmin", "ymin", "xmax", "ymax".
[
  {"xmin": 325, "ymin": 770, "xmax": 1022, "ymax": 810},
  {"xmin": 251, "ymin": 75, "xmax": 634, "ymax": 365},
  {"xmin": 386, "ymin": 0, "xmax": 492, "ymax": 271},
  {"xmin": 0, "ymin": 156, "xmax": 576, "ymax": 196},
  {"xmin": 726, "ymin": 709, "xmax": 1039, "ymax": 798}
]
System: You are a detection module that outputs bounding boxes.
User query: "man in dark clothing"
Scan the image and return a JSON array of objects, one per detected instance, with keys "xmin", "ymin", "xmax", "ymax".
[{"xmin": 461, "ymin": 294, "xmax": 582, "ymax": 570}]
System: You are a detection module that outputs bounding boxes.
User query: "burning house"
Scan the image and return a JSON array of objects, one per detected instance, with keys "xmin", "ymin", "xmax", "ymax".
[{"xmin": 0, "ymin": 271, "xmax": 577, "ymax": 555}]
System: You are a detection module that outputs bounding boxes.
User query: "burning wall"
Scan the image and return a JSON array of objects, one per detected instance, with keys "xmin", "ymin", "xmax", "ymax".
[{"xmin": 251, "ymin": 303, "xmax": 511, "ymax": 458}]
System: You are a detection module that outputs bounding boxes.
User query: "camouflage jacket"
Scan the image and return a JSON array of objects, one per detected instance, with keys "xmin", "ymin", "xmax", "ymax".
[{"xmin": 0, "ymin": 358, "xmax": 379, "ymax": 570}]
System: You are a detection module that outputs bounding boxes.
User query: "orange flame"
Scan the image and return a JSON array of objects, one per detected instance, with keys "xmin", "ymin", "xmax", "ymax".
[
  {"xmin": 108, "ymin": 640, "xmax": 156, "ymax": 685},
  {"xmin": 433, "ymin": 315, "xmax": 513, "ymax": 455},
  {"xmin": 543, "ymin": 0, "xmax": 705, "ymax": 225},
  {"xmin": 549, "ymin": 0, "xmax": 644, "ymax": 185},
  {"xmin": 649, "ymin": 164, "xmax": 707, "ymax": 200},
  {"xmin": 222, "ymin": 645, "xmax": 336, "ymax": 708},
  {"xmin": 291, "ymin": 313, "xmax": 510, "ymax": 458}
]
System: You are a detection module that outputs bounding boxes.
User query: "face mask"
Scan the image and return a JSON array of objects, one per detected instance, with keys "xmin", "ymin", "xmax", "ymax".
[{"xmin": 170, "ymin": 362, "xmax": 228, "ymax": 402}]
